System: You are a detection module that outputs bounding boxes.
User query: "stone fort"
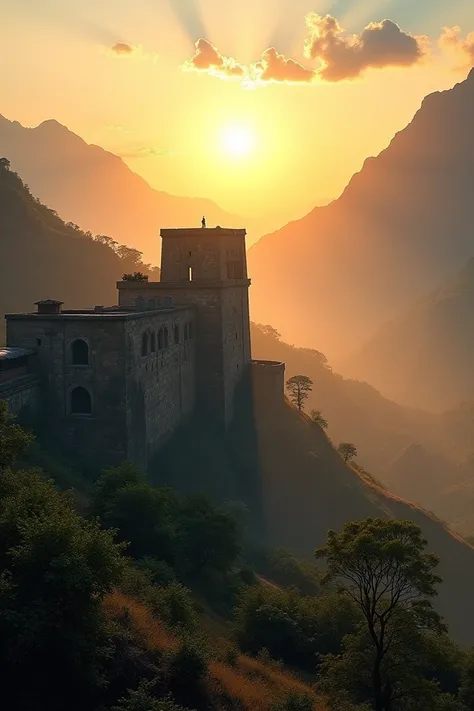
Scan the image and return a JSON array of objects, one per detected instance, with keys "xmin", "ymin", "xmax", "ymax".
[{"xmin": 1, "ymin": 226, "xmax": 284, "ymax": 470}]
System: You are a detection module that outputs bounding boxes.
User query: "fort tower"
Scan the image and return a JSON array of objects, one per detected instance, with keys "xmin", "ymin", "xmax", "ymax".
[{"xmin": 118, "ymin": 226, "xmax": 251, "ymax": 425}]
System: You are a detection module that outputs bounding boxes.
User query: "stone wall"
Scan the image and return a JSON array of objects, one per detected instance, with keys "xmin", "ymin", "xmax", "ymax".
[
  {"xmin": 250, "ymin": 360, "xmax": 286, "ymax": 405},
  {"xmin": 6, "ymin": 308, "xmax": 196, "ymax": 471},
  {"xmin": 221, "ymin": 285, "xmax": 252, "ymax": 425},
  {"xmin": 6, "ymin": 315, "xmax": 128, "ymax": 468},
  {"xmin": 0, "ymin": 374, "xmax": 40, "ymax": 417},
  {"xmin": 124, "ymin": 308, "xmax": 195, "ymax": 470},
  {"xmin": 118, "ymin": 281, "xmax": 250, "ymax": 425},
  {"xmin": 160, "ymin": 228, "xmax": 247, "ymax": 282}
]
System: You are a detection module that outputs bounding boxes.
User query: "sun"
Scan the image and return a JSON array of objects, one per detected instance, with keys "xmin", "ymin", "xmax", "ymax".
[{"xmin": 220, "ymin": 124, "xmax": 255, "ymax": 159}]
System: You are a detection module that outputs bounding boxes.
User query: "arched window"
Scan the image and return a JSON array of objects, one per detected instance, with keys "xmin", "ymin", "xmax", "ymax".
[
  {"xmin": 174, "ymin": 324, "xmax": 180, "ymax": 344},
  {"xmin": 71, "ymin": 339, "xmax": 89, "ymax": 365},
  {"xmin": 150, "ymin": 332, "xmax": 156, "ymax": 352},
  {"xmin": 141, "ymin": 332, "xmax": 148, "ymax": 357},
  {"xmin": 184, "ymin": 324, "xmax": 188, "ymax": 341},
  {"xmin": 70, "ymin": 386, "xmax": 92, "ymax": 415},
  {"xmin": 158, "ymin": 328, "xmax": 164, "ymax": 351},
  {"xmin": 164, "ymin": 327, "xmax": 169, "ymax": 349}
]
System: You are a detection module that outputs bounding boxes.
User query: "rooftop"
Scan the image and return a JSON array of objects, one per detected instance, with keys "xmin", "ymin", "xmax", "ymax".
[
  {"xmin": 0, "ymin": 347, "xmax": 35, "ymax": 361},
  {"xmin": 5, "ymin": 304, "xmax": 193, "ymax": 321},
  {"xmin": 160, "ymin": 227, "xmax": 246, "ymax": 238}
]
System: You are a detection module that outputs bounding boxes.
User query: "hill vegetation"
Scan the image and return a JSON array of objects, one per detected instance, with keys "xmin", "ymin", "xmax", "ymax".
[
  {"xmin": 248, "ymin": 69, "xmax": 474, "ymax": 361},
  {"xmin": 0, "ymin": 157, "xmax": 158, "ymax": 343},
  {"xmin": 2, "ymin": 396, "xmax": 474, "ymax": 711}
]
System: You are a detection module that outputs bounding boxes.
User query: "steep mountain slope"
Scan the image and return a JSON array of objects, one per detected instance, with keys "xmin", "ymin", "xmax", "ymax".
[
  {"xmin": 250, "ymin": 323, "xmax": 438, "ymax": 474},
  {"xmin": 250, "ymin": 322, "xmax": 474, "ymax": 536},
  {"xmin": 347, "ymin": 258, "xmax": 474, "ymax": 412},
  {"xmin": 0, "ymin": 160, "xmax": 152, "ymax": 341},
  {"xmin": 252, "ymin": 381, "xmax": 474, "ymax": 647},
  {"xmin": 248, "ymin": 69, "xmax": 474, "ymax": 359},
  {"xmin": 0, "ymin": 115, "xmax": 241, "ymax": 262}
]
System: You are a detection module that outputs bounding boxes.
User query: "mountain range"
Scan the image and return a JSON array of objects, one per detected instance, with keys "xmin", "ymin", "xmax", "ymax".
[
  {"xmin": 0, "ymin": 114, "xmax": 241, "ymax": 263},
  {"xmin": 248, "ymin": 68, "xmax": 474, "ymax": 361}
]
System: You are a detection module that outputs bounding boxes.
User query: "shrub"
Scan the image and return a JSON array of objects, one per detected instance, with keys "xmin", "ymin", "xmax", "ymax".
[
  {"xmin": 112, "ymin": 682, "xmax": 190, "ymax": 711},
  {"xmin": 235, "ymin": 586, "xmax": 359, "ymax": 672},
  {"xmin": 270, "ymin": 691, "xmax": 315, "ymax": 711},
  {"xmin": 166, "ymin": 638, "xmax": 209, "ymax": 689},
  {"xmin": 150, "ymin": 582, "xmax": 198, "ymax": 631},
  {"xmin": 137, "ymin": 557, "xmax": 177, "ymax": 586}
]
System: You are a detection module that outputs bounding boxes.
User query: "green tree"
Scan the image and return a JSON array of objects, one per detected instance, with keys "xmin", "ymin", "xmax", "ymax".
[
  {"xmin": 123, "ymin": 272, "xmax": 149, "ymax": 282},
  {"xmin": 0, "ymin": 399, "xmax": 34, "ymax": 470},
  {"xmin": 117, "ymin": 245, "xmax": 143, "ymax": 268},
  {"xmin": 102, "ymin": 483, "xmax": 178, "ymax": 562},
  {"xmin": 255, "ymin": 323, "xmax": 281, "ymax": 340},
  {"xmin": 460, "ymin": 647, "xmax": 474, "ymax": 709},
  {"xmin": 94, "ymin": 233, "xmax": 118, "ymax": 250},
  {"xmin": 310, "ymin": 409, "xmax": 328, "ymax": 430},
  {"xmin": 0, "ymin": 467, "xmax": 124, "ymax": 710},
  {"xmin": 337, "ymin": 442, "xmax": 358, "ymax": 462},
  {"xmin": 90, "ymin": 461, "xmax": 145, "ymax": 519},
  {"xmin": 286, "ymin": 375, "xmax": 313, "ymax": 411},
  {"xmin": 113, "ymin": 682, "xmax": 191, "ymax": 711},
  {"xmin": 316, "ymin": 519, "xmax": 444, "ymax": 711},
  {"xmin": 235, "ymin": 585, "xmax": 358, "ymax": 672},
  {"xmin": 177, "ymin": 494, "xmax": 241, "ymax": 578}
]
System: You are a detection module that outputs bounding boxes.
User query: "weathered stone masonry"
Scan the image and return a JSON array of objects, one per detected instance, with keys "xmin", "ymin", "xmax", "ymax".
[{"xmin": 3, "ymin": 225, "xmax": 282, "ymax": 471}]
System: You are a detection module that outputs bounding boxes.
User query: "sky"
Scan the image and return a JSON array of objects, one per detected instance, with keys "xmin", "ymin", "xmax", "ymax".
[{"xmin": 1, "ymin": 0, "xmax": 474, "ymax": 223}]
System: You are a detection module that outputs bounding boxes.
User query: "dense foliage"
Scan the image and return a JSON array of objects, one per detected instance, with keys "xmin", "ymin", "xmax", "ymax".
[{"xmin": 1, "ymin": 402, "xmax": 474, "ymax": 711}]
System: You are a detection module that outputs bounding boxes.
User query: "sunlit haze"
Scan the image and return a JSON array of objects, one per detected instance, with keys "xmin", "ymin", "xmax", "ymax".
[{"xmin": 2, "ymin": 0, "xmax": 474, "ymax": 225}]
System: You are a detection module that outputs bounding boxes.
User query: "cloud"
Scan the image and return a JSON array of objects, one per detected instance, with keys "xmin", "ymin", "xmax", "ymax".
[
  {"xmin": 253, "ymin": 48, "xmax": 316, "ymax": 84},
  {"xmin": 304, "ymin": 14, "xmax": 426, "ymax": 81},
  {"xmin": 184, "ymin": 15, "xmax": 428, "ymax": 88},
  {"xmin": 439, "ymin": 26, "xmax": 474, "ymax": 66},
  {"xmin": 111, "ymin": 42, "xmax": 134, "ymax": 55},
  {"xmin": 184, "ymin": 38, "xmax": 245, "ymax": 78}
]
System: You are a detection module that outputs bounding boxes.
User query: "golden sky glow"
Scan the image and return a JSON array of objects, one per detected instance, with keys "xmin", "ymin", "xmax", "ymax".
[{"xmin": 1, "ymin": 0, "xmax": 474, "ymax": 231}]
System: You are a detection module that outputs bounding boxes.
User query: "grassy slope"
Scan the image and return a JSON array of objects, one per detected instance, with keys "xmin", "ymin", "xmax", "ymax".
[
  {"xmin": 105, "ymin": 591, "xmax": 327, "ymax": 711},
  {"xmin": 251, "ymin": 384, "xmax": 474, "ymax": 648}
]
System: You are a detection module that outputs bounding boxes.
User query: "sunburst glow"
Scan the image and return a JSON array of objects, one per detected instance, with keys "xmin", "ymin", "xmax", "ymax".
[{"xmin": 220, "ymin": 124, "xmax": 255, "ymax": 158}]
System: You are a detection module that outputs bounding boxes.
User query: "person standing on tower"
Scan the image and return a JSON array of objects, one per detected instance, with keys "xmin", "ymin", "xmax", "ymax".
[{"xmin": 201, "ymin": 216, "xmax": 206, "ymax": 228}]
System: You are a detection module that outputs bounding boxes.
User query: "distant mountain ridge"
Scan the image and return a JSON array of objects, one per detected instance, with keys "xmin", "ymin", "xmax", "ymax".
[
  {"xmin": 248, "ymin": 69, "xmax": 474, "ymax": 359},
  {"xmin": 0, "ymin": 114, "xmax": 242, "ymax": 263}
]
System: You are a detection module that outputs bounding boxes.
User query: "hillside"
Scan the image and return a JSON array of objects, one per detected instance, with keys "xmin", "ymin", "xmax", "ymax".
[
  {"xmin": 346, "ymin": 257, "xmax": 474, "ymax": 412},
  {"xmin": 248, "ymin": 69, "xmax": 474, "ymax": 360},
  {"xmin": 250, "ymin": 323, "xmax": 439, "ymax": 474},
  {"xmin": 250, "ymin": 322, "xmax": 474, "ymax": 537},
  {"xmin": 250, "ymin": 380, "xmax": 474, "ymax": 648},
  {"xmin": 0, "ymin": 159, "xmax": 154, "ymax": 341},
  {"xmin": 0, "ymin": 114, "xmax": 241, "ymax": 262}
]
